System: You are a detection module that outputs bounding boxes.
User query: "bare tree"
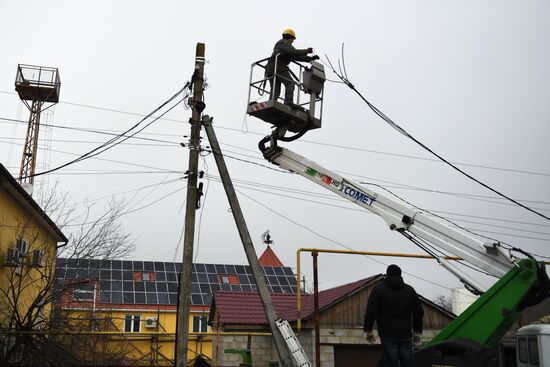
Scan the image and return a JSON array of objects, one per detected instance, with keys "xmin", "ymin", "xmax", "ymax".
[
  {"xmin": 433, "ymin": 294, "xmax": 453, "ymax": 312},
  {"xmin": 38, "ymin": 182, "xmax": 136, "ymax": 259},
  {"xmin": 0, "ymin": 183, "xmax": 136, "ymax": 365}
]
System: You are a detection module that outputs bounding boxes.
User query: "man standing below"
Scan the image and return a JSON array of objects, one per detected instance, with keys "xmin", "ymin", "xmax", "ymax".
[
  {"xmin": 265, "ymin": 28, "xmax": 319, "ymax": 107},
  {"xmin": 364, "ymin": 264, "xmax": 424, "ymax": 367}
]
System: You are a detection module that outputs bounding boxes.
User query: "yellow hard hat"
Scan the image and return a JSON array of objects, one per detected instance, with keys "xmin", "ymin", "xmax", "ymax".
[{"xmin": 282, "ymin": 28, "xmax": 296, "ymax": 39}]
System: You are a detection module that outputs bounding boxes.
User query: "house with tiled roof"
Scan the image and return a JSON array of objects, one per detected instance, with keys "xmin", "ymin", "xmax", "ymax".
[
  {"xmin": 210, "ymin": 275, "xmax": 455, "ymax": 367},
  {"xmin": 53, "ymin": 246, "xmax": 297, "ymax": 366}
]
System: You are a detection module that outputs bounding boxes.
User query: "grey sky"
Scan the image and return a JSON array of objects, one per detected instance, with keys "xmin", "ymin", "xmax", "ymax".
[{"xmin": 1, "ymin": 0, "xmax": 549, "ymax": 300}]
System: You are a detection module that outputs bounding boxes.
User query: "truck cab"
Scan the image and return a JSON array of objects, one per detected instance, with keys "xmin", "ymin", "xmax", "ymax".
[{"xmin": 516, "ymin": 324, "xmax": 550, "ymax": 367}]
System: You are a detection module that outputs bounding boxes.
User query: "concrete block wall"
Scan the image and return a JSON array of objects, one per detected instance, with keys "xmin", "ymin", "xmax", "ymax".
[
  {"xmin": 212, "ymin": 335, "xmax": 280, "ymax": 367},
  {"xmin": 212, "ymin": 327, "xmax": 441, "ymax": 366}
]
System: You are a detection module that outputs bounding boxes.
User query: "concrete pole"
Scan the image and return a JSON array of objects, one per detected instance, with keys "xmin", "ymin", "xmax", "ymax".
[
  {"xmin": 202, "ymin": 116, "xmax": 295, "ymax": 367},
  {"xmin": 176, "ymin": 42, "xmax": 205, "ymax": 367}
]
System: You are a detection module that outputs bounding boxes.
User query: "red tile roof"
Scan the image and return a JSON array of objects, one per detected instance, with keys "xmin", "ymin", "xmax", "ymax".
[
  {"xmin": 211, "ymin": 275, "xmax": 382, "ymax": 325},
  {"xmin": 258, "ymin": 246, "xmax": 284, "ymax": 267}
]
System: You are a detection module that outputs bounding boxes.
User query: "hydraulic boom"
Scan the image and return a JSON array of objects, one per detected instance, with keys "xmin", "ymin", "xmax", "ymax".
[
  {"xmin": 247, "ymin": 55, "xmax": 549, "ymax": 366},
  {"xmin": 258, "ymin": 140, "xmax": 549, "ymax": 367}
]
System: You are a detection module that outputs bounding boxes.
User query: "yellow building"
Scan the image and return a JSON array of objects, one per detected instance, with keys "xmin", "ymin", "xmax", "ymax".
[
  {"xmin": 54, "ymin": 246, "xmax": 296, "ymax": 366},
  {"xmin": 0, "ymin": 164, "xmax": 67, "ymax": 361}
]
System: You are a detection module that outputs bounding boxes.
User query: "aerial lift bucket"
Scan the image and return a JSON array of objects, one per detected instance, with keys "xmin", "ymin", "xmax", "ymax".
[{"xmin": 246, "ymin": 56, "xmax": 326, "ymax": 138}]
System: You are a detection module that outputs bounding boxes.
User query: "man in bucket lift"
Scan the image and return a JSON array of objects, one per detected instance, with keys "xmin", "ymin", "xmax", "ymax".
[{"xmin": 265, "ymin": 28, "xmax": 320, "ymax": 108}]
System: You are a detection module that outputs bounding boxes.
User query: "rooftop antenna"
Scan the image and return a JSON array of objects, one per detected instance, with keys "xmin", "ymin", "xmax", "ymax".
[{"xmin": 14, "ymin": 64, "xmax": 61, "ymax": 194}]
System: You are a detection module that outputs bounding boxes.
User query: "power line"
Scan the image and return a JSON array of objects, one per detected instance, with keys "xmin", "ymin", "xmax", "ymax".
[
  {"xmin": 0, "ymin": 138, "xmax": 177, "ymax": 173},
  {"xmin": 64, "ymin": 185, "xmax": 187, "ymax": 227},
  {"xmin": 0, "ymin": 117, "xmax": 181, "ymax": 145},
  {"xmin": 4, "ymin": 134, "xmax": 547, "ymax": 240},
  {"xmin": 25, "ymin": 84, "xmax": 191, "ymax": 179},
  {"xmin": 3, "ymin": 134, "xmax": 549, "ymax": 240},
  {"xmin": 235, "ymin": 188, "xmax": 454, "ymax": 291},
  {"xmin": 2, "ymin": 113, "xmax": 549, "ymax": 177},
  {"xmin": 221, "ymin": 178, "xmax": 550, "ymax": 242},
  {"xmin": 324, "ymin": 47, "xmax": 550, "ymax": 222}
]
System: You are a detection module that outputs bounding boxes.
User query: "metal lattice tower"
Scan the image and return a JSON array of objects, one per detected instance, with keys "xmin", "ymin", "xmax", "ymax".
[{"xmin": 14, "ymin": 64, "xmax": 60, "ymax": 187}]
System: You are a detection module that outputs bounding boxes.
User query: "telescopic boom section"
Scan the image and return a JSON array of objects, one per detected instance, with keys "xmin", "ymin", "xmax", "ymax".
[{"xmin": 263, "ymin": 146, "xmax": 515, "ymax": 291}]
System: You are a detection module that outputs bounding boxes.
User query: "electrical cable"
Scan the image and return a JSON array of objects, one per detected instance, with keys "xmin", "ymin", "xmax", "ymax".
[
  {"xmin": 24, "ymin": 83, "xmax": 191, "ymax": 179},
  {"xmin": 194, "ymin": 151, "xmax": 211, "ymax": 262},
  {"xmin": 63, "ymin": 186, "xmax": 186, "ymax": 227},
  {"xmin": 2, "ymin": 135, "xmax": 548, "ymax": 242},
  {"xmin": 203, "ymin": 173, "xmax": 550, "ymax": 241},
  {"xmin": 3, "ymin": 115, "xmax": 549, "ymax": 178},
  {"xmin": 0, "ymin": 138, "xmax": 177, "ymax": 174},
  {"xmin": 324, "ymin": 45, "xmax": 550, "ymax": 222},
  {"xmin": 405, "ymin": 231, "xmax": 495, "ymax": 277},
  {"xmin": 357, "ymin": 178, "xmax": 550, "ymax": 206},
  {"xmin": 359, "ymin": 180, "xmax": 549, "ymax": 257},
  {"xmin": 234, "ymin": 188, "xmax": 454, "ymax": 291}
]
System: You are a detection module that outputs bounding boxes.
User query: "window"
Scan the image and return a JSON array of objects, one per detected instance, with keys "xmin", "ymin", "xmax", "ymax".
[
  {"xmin": 528, "ymin": 337, "xmax": 539, "ymax": 365},
  {"xmin": 518, "ymin": 337, "xmax": 528, "ymax": 363},
  {"xmin": 74, "ymin": 290, "xmax": 94, "ymax": 301},
  {"xmin": 73, "ymin": 284, "xmax": 95, "ymax": 301},
  {"xmin": 192, "ymin": 316, "xmax": 208, "ymax": 333},
  {"xmin": 142, "ymin": 273, "xmax": 150, "ymax": 281},
  {"xmin": 124, "ymin": 315, "xmax": 141, "ymax": 332}
]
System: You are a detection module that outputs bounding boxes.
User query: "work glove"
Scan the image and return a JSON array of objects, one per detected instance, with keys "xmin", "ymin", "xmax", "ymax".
[
  {"xmin": 364, "ymin": 331, "xmax": 375, "ymax": 344},
  {"xmin": 306, "ymin": 47, "xmax": 314, "ymax": 53},
  {"xmin": 413, "ymin": 332, "xmax": 422, "ymax": 347},
  {"xmin": 311, "ymin": 55, "xmax": 320, "ymax": 61}
]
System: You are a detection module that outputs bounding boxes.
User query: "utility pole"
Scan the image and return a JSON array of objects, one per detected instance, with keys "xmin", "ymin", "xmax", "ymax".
[
  {"xmin": 202, "ymin": 115, "xmax": 295, "ymax": 367},
  {"xmin": 176, "ymin": 43, "xmax": 206, "ymax": 367}
]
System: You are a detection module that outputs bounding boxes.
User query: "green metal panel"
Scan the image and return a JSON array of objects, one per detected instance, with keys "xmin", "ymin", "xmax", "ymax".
[{"xmin": 429, "ymin": 259, "xmax": 542, "ymax": 347}]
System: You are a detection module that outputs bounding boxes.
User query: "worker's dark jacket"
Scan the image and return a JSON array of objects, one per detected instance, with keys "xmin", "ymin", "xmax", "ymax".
[
  {"xmin": 265, "ymin": 39, "xmax": 313, "ymax": 76},
  {"xmin": 364, "ymin": 275, "xmax": 424, "ymax": 338}
]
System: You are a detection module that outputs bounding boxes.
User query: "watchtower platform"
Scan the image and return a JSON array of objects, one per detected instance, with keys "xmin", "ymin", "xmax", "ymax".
[{"xmin": 15, "ymin": 64, "xmax": 61, "ymax": 103}]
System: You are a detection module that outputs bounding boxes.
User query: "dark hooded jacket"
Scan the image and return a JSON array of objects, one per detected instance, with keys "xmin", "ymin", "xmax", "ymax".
[
  {"xmin": 265, "ymin": 39, "xmax": 313, "ymax": 76},
  {"xmin": 364, "ymin": 275, "xmax": 424, "ymax": 338}
]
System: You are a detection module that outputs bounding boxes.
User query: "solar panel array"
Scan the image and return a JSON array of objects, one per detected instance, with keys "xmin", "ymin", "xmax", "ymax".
[{"xmin": 55, "ymin": 258, "xmax": 298, "ymax": 306}]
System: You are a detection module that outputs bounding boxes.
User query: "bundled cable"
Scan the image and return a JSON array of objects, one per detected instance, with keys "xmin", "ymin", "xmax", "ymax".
[
  {"xmin": 324, "ymin": 45, "xmax": 550, "ymax": 222},
  {"xmin": 27, "ymin": 82, "xmax": 191, "ymax": 178}
]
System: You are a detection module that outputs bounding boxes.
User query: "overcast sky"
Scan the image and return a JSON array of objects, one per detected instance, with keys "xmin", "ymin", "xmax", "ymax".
[{"xmin": 1, "ymin": 0, "xmax": 549, "ymax": 300}]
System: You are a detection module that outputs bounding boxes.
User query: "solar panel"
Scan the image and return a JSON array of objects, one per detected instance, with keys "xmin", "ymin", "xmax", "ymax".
[
  {"xmin": 133, "ymin": 261, "xmax": 144, "ymax": 271},
  {"xmin": 56, "ymin": 258, "xmax": 298, "ymax": 307}
]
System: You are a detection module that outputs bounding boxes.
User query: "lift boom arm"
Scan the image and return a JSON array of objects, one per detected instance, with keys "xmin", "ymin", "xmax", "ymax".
[
  {"xmin": 261, "ymin": 144, "xmax": 549, "ymax": 365},
  {"xmin": 264, "ymin": 146, "xmax": 515, "ymax": 291}
]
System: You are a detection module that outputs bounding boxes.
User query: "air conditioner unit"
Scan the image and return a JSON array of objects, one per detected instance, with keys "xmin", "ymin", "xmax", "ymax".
[
  {"xmin": 145, "ymin": 317, "xmax": 157, "ymax": 328},
  {"xmin": 5, "ymin": 248, "xmax": 20, "ymax": 266},
  {"xmin": 16, "ymin": 239, "xmax": 29, "ymax": 257},
  {"xmin": 31, "ymin": 249, "xmax": 44, "ymax": 268}
]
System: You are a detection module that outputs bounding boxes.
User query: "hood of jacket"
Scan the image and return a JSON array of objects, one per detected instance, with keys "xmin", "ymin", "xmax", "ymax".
[{"xmin": 384, "ymin": 274, "xmax": 405, "ymax": 289}]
